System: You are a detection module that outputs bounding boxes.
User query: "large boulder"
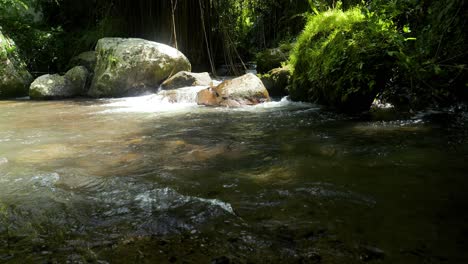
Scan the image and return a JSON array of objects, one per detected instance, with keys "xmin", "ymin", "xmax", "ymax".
[
  {"xmin": 0, "ymin": 30, "xmax": 33, "ymax": 98},
  {"xmin": 30, "ymin": 66, "xmax": 89, "ymax": 99},
  {"xmin": 161, "ymin": 71, "xmax": 211, "ymax": 90},
  {"xmin": 69, "ymin": 51, "xmax": 97, "ymax": 72},
  {"xmin": 196, "ymin": 73, "xmax": 270, "ymax": 107},
  {"xmin": 89, "ymin": 38, "xmax": 191, "ymax": 98},
  {"xmin": 260, "ymin": 66, "xmax": 291, "ymax": 97}
]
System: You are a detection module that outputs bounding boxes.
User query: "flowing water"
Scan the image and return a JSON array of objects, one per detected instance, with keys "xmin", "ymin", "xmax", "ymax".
[{"xmin": 0, "ymin": 87, "xmax": 467, "ymax": 263}]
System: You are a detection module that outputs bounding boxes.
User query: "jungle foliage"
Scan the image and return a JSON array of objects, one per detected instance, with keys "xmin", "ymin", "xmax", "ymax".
[
  {"xmin": 289, "ymin": 0, "xmax": 467, "ymax": 111},
  {"xmin": 0, "ymin": 0, "xmax": 466, "ymax": 110}
]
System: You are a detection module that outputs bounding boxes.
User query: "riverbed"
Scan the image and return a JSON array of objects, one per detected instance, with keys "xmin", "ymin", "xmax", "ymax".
[{"xmin": 0, "ymin": 92, "xmax": 467, "ymax": 263}]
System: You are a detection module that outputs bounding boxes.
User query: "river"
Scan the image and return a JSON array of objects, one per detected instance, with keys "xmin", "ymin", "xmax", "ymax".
[{"xmin": 0, "ymin": 88, "xmax": 467, "ymax": 263}]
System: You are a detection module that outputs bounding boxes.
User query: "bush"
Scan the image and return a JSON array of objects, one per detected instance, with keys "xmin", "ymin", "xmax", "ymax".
[
  {"xmin": 375, "ymin": 0, "xmax": 468, "ymax": 108},
  {"xmin": 289, "ymin": 7, "xmax": 402, "ymax": 113}
]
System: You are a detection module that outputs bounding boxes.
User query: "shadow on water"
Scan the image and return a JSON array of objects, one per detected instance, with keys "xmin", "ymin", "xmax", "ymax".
[{"xmin": 0, "ymin": 98, "xmax": 468, "ymax": 263}]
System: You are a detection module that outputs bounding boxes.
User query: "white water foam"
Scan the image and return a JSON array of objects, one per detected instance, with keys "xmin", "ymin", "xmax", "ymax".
[
  {"xmin": 99, "ymin": 86, "xmax": 209, "ymax": 114},
  {"xmin": 135, "ymin": 187, "xmax": 235, "ymax": 215},
  {"xmin": 99, "ymin": 86, "xmax": 315, "ymax": 114},
  {"xmin": 31, "ymin": 173, "xmax": 60, "ymax": 189}
]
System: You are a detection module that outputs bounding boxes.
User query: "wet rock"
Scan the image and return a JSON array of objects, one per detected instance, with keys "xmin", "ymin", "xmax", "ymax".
[
  {"xmin": 29, "ymin": 74, "xmax": 69, "ymax": 99},
  {"xmin": 196, "ymin": 73, "xmax": 270, "ymax": 107},
  {"xmin": 0, "ymin": 29, "xmax": 33, "ymax": 98},
  {"xmin": 89, "ymin": 38, "xmax": 191, "ymax": 97},
  {"xmin": 69, "ymin": 51, "xmax": 97, "ymax": 72},
  {"xmin": 196, "ymin": 87, "xmax": 219, "ymax": 106},
  {"xmin": 260, "ymin": 66, "xmax": 291, "ymax": 97},
  {"xmin": 161, "ymin": 71, "xmax": 211, "ymax": 90},
  {"xmin": 30, "ymin": 66, "xmax": 89, "ymax": 99}
]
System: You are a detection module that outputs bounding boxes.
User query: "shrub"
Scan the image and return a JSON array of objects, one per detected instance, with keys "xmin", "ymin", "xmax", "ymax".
[{"xmin": 289, "ymin": 6, "xmax": 403, "ymax": 113}]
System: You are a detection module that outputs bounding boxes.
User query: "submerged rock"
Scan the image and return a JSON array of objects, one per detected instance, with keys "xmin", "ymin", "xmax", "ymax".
[
  {"xmin": 260, "ymin": 66, "xmax": 290, "ymax": 97},
  {"xmin": 161, "ymin": 71, "xmax": 212, "ymax": 90},
  {"xmin": 0, "ymin": 29, "xmax": 33, "ymax": 98},
  {"xmin": 29, "ymin": 66, "xmax": 89, "ymax": 99},
  {"xmin": 196, "ymin": 73, "xmax": 270, "ymax": 107},
  {"xmin": 69, "ymin": 51, "xmax": 97, "ymax": 72},
  {"xmin": 89, "ymin": 38, "xmax": 191, "ymax": 98}
]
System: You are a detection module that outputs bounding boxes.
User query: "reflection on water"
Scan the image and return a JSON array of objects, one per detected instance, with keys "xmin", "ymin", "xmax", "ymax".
[{"xmin": 0, "ymin": 91, "xmax": 467, "ymax": 263}]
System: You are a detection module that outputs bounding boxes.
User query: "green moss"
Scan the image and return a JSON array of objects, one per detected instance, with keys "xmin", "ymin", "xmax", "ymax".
[{"xmin": 289, "ymin": 7, "xmax": 402, "ymax": 113}]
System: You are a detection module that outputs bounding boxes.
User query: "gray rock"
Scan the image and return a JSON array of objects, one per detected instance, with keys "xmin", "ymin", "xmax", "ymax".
[
  {"xmin": 0, "ymin": 29, "xmax": 33, "ymax": 98},
  {"xmin": 161, "ymin": 71, "xmax": 211, "ymax": 90},
  {"xmin": 197, "ymin": 73, "xmax": 270, "ymax": 107},
  {"xmin": 29, "ymin": 66, "xmax": 89, "ymax": 99},
  {"xmin": 30, "ymin": 74, "xmax": 71, "ymax": 99},
  {"xmin": 89, "ymin": 38, "xmax": 191, "ymax": 98},
  {"xmin": 64, "ymin": 66, "xmax": 89, "ymax": 95},
  {"xmin": 69, "ymin": 51, "xmax": 96, "ymax": 72}
]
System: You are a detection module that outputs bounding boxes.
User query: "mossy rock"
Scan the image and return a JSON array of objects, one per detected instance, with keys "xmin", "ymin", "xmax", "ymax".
[
  {"xmin": 260, "ymin": 66, "xmax": 291, "ymax": 97},
  {"xmin": 30, "ymin": 66, "xmax": 89, "ymax": 100},
  {"xmin": 89, "ymin": 38, "xmax": 191, "ymax": 98},
  {"xmin": 0, "ymin": 30, "xmax": 33, "ymax": 99},
  {"xmin": 289, "ymin": 8, "xmax": 400, "ymax": 113}
]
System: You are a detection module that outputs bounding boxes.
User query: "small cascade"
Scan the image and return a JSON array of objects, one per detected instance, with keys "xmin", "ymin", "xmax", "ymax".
[
  {"xmin": 156, "ymin": 86, "xmax": 208, "ymax": 104},
  {"xmin": 99, "ymin": 79, "xmax": 310, "ymax": 114},
  {"xmin": 100, "ymin": 85, "xmax": 209, "ymax": 113}
]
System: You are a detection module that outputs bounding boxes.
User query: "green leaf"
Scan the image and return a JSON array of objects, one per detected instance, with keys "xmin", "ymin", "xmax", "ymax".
[{"xmin": 403, "ymin": 25, "xmax": 411, "ymax": 33}]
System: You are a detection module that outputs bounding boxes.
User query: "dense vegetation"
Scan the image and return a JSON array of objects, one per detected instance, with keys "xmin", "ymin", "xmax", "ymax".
[
  {"xmin": 289, "ymin": 6, "xmax": 400, "ymax": 112},
  {"xmin": 0, "ymin": 0, "xmax": 466, "ymax": 111}
]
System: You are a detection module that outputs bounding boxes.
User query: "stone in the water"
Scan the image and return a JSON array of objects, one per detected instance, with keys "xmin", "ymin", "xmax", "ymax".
[
  {"xmin": 0, "ymin": 30, "xmax": 33, "ymax": 98},
  {"xmin": 29, "ymin": 66, "xmax": 89, "ymax": 100},
  {"xmin": 196, "ymin": 73, "xmax": 270, "ymax": 107},
  {"xmin": 196, "ymin": 87, "xmax": 219, "ymax": 106},
  {"xmin": 161, "ymin": 71, "xmax": 212, "ymax": 90},
  {"xmin": 89, "ymin": 38, "xmax": 191, "ymax": 98}
]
